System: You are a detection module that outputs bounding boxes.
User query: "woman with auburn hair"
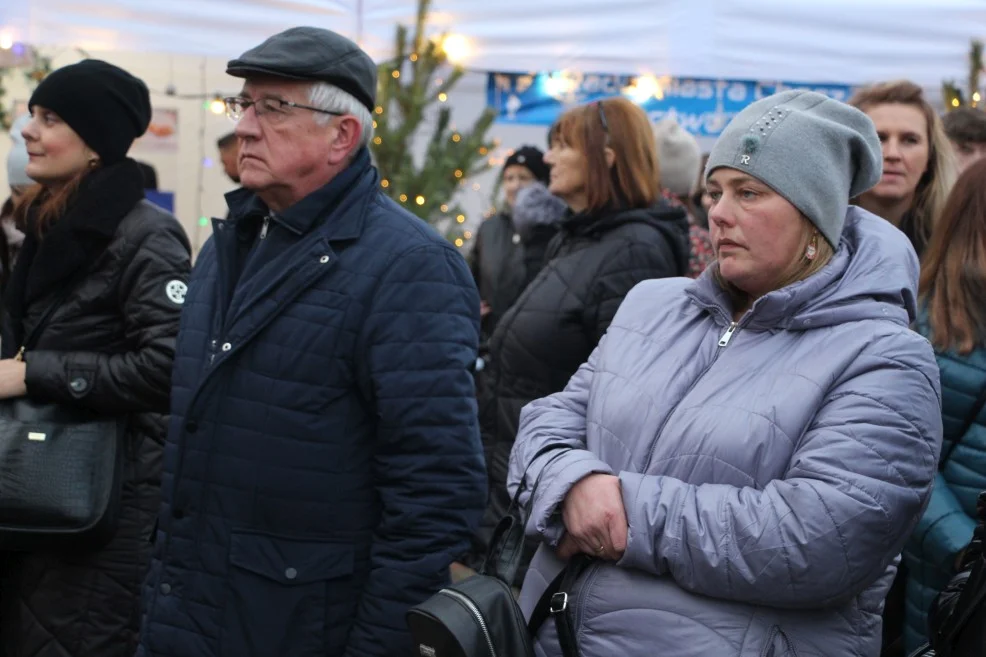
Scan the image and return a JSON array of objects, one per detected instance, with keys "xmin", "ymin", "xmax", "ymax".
[
  {"xmin": 902, "ymin": 157, "xmax": 986, "ymax": 652},
  {"xmin": 463, "ymin": 97, "xmax": 690, "ymax": 581},
  {"xmin": 849, "ymin": 80, "xmax": 956, "ymax": 259},
  {"xmin": 0, "ymin": 60, "xmax": 190, "ymax": 657}
]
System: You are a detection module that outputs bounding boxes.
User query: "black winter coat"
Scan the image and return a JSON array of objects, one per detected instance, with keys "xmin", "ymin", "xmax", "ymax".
[
  {"xmin": 0, "ymin": 159, "xmax": 191, "ymax": 657},
  {"xmin": 468, "ymin": 202, "xmax": 689, "ymax": 575}
]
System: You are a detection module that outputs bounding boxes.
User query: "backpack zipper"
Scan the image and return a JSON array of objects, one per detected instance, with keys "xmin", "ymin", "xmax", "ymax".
[{"xmin": 438, "ymin": 588, "xmax": 497, "ymax": 657}]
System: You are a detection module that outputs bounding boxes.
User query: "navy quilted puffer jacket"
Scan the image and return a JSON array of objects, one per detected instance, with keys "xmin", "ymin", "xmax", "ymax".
[{"xmin": 138, "ymin": 150, "xmax": 486, "ymax": 657}]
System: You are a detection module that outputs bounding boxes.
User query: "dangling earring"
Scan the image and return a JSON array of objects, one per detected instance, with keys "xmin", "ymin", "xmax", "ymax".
[{"xmin": 805, "ymin": 233, "xmax": 818, "ymax": 261}]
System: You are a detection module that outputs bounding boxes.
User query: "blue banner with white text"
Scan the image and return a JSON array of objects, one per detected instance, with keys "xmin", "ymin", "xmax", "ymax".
[{"xmin": 486, "ymin": 71, "xmax": 854, "ymax": 137}]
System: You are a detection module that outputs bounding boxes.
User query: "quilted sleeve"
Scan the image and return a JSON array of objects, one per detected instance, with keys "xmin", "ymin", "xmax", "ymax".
[
  {"xmin": 344, "ymin": 243, "xmax": 486, "ymax": 657},
  {"xmin": 909, "ymin": 473, "xmax": 976, "ymax": 570},
  {"xmin": 507, "ymin": 341, "xmax": 615, "ymax": 547},
  {"xmin": 584, "ymin": 239, "xmax": 681, "ymax": 344},
  {"xmin": 617, "ymin": 336, "xmax": 943, "ymax": 608},
  {"xmin": 25, "ymin": 218, "xmax": 191, "ymax": 414}
]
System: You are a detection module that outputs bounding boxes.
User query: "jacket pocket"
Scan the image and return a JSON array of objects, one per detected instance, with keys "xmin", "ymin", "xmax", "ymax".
[{"xmin": 221, "ymin": 531, "xmax": 355, "ymax": 657}]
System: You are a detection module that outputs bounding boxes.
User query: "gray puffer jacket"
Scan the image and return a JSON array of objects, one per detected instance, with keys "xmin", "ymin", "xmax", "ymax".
[{"xmin": 509, "ymin": 207, "xmax": 943, "ymax": 657}]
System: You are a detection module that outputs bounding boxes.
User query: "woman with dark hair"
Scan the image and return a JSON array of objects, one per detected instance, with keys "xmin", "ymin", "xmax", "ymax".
[
  {"xmin": 469, "ymin": 145, "xmax": 555, "ymax": 335},
  {"xmin": 466, "ymin": 97, "xmax": 689, "ymax": 582},
  {"xmin": 902, "ymin": 157, "xmax": 986, "ymax": 652},
  {"xmin": 0, "ymin": 59, "xmax": 191, "ymax": 657}
]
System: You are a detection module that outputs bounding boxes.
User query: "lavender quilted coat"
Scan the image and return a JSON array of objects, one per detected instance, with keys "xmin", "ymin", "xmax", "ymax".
[{"xmin": 508, "ymin": 207, "xmax": 943, "ymax": 657}]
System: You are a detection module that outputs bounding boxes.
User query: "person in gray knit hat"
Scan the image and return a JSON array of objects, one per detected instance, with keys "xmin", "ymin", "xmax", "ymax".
[
  {"xmin": 705, "ymin": 89, "xmax": 883, "ymax": 249},
  {"xmin": 508, "ymin": 89, "xmax": 939, "ymax": 657}
]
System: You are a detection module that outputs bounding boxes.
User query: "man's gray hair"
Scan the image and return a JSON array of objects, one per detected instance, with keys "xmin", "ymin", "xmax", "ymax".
[{"xmin": 308, "ymin": 82, "xmax": 375, "ymax": 150}]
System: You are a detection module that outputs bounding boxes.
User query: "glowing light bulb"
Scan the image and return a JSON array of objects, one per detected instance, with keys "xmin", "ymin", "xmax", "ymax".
[
  {"xmin": 463, "ymin": 231, "xmax": 473, "ymax": 239},
  {"xmin": 441, "ymin": 35, "xmax": 471, "ymax": 64},
  {"xmin": 452, "ymin": 133, "xmax": 461, "ymax": 143},
  {"xmin": 952, "ymin": 98, "xmax": 961, "ymax": 108},
  {"xmin": 472, "ymin": 183, "xmax": 481, "ymax": 191},
  {"xmin": 375, "ymin": 106, "xmax": 384, "ymax": 115},
  {"xmin": 454, "ymin": 238, "xmax": 464, "ymax": 247},
  {"xmin": 415, "ymin": 195, "xmax": 426, "ymax": 206},
  {"xmin": 410, "ymin": 53, "xmax": 419, "ymax": 62},
  {"xmin": 440, "ymin": 204, "xmax": 449, "ymax": 212},
  {"xmin": 381, "ymin": 179, "xmax": 390, "ymax": 188},
  {"xmin": 439, "ymin": 93, "xmax": 448, "ymax": 102},
  {"xmin": 373, "ymin": 136, "xmax": 383, "ymax": 145},
  {"xmin": 209, "ymin": 97, "xmax": 226, "ymax": 115},
  {"xmin": 623, "ymin": 74, "xmax": 665, "ymax": 103},
  {"xmin": 0, "ymin": 32, "xmax": 14, "ymax": 51},
  {"xmin": 456, "ymin": 214, "xmax": 466, "ymax": 224},
  {"xmin": 454, "ymin": 169, "xmax": 463, "ymax": 178},
  {"xmin": 975, "ymin": 92, "xmax": 982, "ymax": 102},
  {"xmin": 399, "ymin": 194, "xmax": 408, "ymax": 202},
  {"xmin": 392, "ymin": 70, "xmax": 400, "ymax": 79}
]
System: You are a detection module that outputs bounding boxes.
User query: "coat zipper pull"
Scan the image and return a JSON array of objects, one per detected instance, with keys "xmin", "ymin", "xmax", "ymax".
[
  {"xmin": 718, "ymin": 322, "xmax": 738, "ymax": 347},
  {"xmin": 259, "ymin": 215, "xmax": 271, "ymax": 240},
  {"xmin": 14, "ymin": 346, "xmax": 25, "ymax": 362}
]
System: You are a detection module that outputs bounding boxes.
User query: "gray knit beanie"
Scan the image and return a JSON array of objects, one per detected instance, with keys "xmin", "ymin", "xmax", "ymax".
[
  {"xmin": 654, "ymin": 118, "xmax": 702, "ymax": 198},
  {"xmin": 705, "ymin": 90, "xmax": 882, "ymax": 247}
]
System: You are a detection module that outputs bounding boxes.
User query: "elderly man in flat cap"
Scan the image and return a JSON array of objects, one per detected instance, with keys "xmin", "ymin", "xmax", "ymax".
[{"xmin": 137, "ymin": 27, "xmax": 486, "ymax": 657}]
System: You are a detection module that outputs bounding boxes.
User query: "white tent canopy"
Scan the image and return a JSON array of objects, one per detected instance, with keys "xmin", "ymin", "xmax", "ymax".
[{"xmin": 2, "ymin": 1, "xmax": 986, "ymax": 88}]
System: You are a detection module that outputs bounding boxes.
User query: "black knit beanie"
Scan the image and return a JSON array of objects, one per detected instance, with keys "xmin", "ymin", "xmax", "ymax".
[
  {"xmin": 503, "ymin": 146, "xmax": 549, "ymax": 184},
  {"xmin": 29, "ymin": 59, "xmax": 152, "ymax": 165}
]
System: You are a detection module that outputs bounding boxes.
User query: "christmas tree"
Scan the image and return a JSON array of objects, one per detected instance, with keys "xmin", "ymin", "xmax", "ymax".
[
  {"xmin": 371, "ymin": 0, "xmax": 497, "ymax": 246},
  {"xmin": 943, "ymin": 40, "xmax": 984, "ymax": 110}
]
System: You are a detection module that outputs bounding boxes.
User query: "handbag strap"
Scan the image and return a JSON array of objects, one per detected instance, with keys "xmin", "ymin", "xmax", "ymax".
[
  {"xmin": 527, "ymin": 554, "xmax": 593, "ymax": 657},
  {"xmin": 940, "ymin": 380, "xmax": 986, "ymax": 471},
  {"xmin": 13, "ymin": 287, "xmax": 75, "ymax": 361}
]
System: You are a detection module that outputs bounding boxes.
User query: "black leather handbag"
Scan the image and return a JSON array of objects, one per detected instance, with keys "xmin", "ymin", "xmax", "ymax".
[
  {"xmin": 0, "ymin": 295, "xmax": 126, "ymax": 551},
  {"xmin": 407, "ymin": 446, "xmax": 590, "ymax": 657}
]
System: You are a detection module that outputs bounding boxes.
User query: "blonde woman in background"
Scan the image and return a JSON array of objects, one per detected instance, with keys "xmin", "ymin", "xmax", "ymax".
[{"xmin": 849, "ymin": 80, "xmax": 956, "ymax": 260}]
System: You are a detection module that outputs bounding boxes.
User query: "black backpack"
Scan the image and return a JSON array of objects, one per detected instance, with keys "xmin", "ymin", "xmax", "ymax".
[{"xmin": 407, "ymin": 447, "xmax": 588, "ymax": 657}]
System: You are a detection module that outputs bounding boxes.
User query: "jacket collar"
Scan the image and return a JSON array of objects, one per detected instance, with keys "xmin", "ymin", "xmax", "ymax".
[
  {"xmin": 223, "ymin": 147, "xmax": 374, "ymax": 241},
  {"xmin": 686, "ymin": 207, "xmax": 917, "ymax": 331},
  {"xmin": 3, "ymin": 158, "xmax": 145, "ymax": 323}
]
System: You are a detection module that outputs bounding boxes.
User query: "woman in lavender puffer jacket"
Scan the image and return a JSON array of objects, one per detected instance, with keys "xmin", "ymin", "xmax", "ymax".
[{"xmin": 509, "ymin": 90, "xmax": 943, "ymax": 657}]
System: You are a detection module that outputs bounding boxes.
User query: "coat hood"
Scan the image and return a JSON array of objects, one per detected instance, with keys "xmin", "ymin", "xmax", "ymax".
[{"xmin": 688, "ymin": 206, "xmax": 919, "ymax": 330}]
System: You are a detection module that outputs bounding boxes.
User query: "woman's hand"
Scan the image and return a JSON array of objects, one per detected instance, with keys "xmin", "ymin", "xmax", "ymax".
[
  {"xmin": 0, "ymin": 359, "xmax": 28, "ymax": 399},
  {"xmin": 557, "ymin": 474, "xmax": 628, "ymax": 561}
]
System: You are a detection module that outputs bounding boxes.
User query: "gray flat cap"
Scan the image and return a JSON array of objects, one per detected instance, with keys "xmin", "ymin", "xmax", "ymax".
[
  {"xmin": 227, "ymin": 27, "xmax": 377, "ymax": 112},
  {"xmin": 705, "ymin": 90, "xmax": 882, "ymax": 248}
]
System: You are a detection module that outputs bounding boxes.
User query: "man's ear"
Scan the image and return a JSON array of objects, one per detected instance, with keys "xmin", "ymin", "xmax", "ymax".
[{"xmin": 327, "ymin": 116, "xmax": 363, "ymax": 166}]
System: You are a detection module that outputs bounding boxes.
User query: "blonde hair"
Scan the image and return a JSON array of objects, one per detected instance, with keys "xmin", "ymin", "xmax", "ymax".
[
  {"xmin": 849, "ymin": 81, "xmax": 956, "ymax": 254},
  {"xmin": 714, "ymin": 216, "xmax": 835, "ymax": 313}
]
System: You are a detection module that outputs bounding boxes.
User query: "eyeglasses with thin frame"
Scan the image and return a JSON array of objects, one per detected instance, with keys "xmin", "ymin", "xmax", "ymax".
[{"xmin": 224, "ymin": 96, "xmax": 345, "ymax": 123}]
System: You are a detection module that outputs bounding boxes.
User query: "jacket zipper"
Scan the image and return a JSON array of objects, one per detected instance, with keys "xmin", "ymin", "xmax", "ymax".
[
  {"xmin": 14, "ymin": 346, "xmax": 25, "ymax": 362},
  {"xmin": 640, "ymin": 314, "xmax": 742, "ymax": 473},
  {"xmin": 259, "ymin": 215, "xmax": 271, "ymax": 240},
  {"xmin": 718, "ymin": 321, "xmax": 738, "ymax": 347},
  {"xmin": 438, "ymin": 589, "xmax": 497, "ymax": 657}
]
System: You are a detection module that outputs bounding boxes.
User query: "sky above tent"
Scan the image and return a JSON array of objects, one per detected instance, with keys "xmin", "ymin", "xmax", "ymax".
[{"xmin": 2, "ymin": 0, "xmax": 985, "ymax": 88}]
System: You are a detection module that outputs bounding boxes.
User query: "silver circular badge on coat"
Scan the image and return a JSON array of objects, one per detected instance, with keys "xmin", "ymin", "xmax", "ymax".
[{"xmin": 166, "ymin": 280, "xmax": 188, "ymax": 305}]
